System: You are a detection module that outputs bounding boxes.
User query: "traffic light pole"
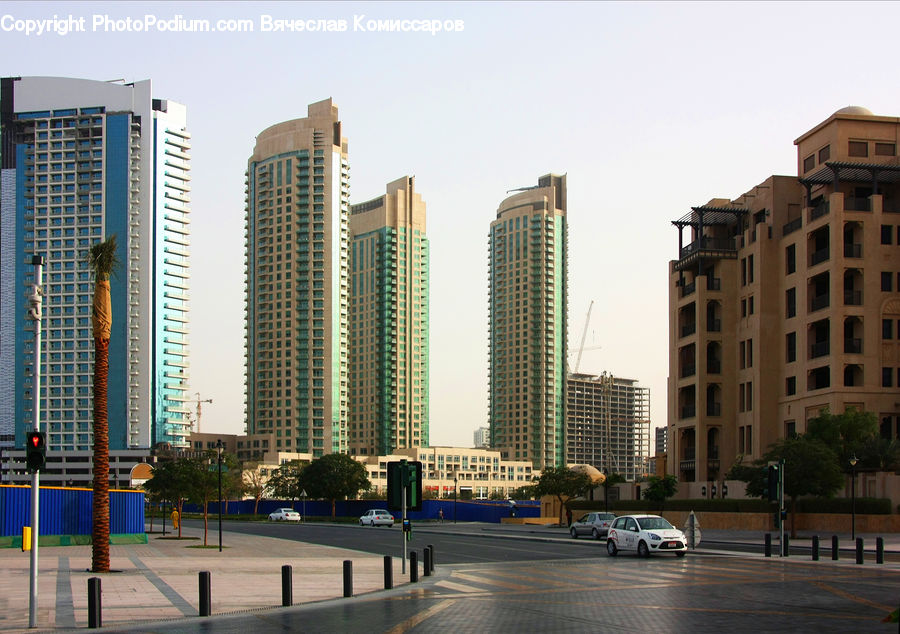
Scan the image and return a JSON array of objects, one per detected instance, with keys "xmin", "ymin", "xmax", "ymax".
[
  {"xmin": 28, "ymin": 255, "xmax": 44, "ymax": 629},
  {"xmin": 779, "ymin": 459, "xmax": 785, "ymax": 558},
  {"xmin": 401, "ymin": 481, "xmax": 407, "ymax": 575}
]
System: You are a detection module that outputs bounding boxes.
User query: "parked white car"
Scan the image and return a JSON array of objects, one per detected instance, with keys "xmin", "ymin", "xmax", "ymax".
[
  {"xmin": 268, "ymin": 508, "xmax": 302, "ymax": 522},
  {"xmin": 359, "ymin": 509, "xmax": 395, "ymax": 527},
  {"xmin": 606, "ymin": 514, "xmax": 687, "ymax": 557}
]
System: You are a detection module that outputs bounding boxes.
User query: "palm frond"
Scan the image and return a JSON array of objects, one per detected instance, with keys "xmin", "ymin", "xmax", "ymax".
[{"xmin": 86, "ymin": 235, "xmax": 120, "ymax": 281}]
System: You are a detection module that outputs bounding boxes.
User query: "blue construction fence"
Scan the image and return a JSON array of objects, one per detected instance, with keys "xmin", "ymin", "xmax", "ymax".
[
  {"xmin": 185, "ymin": 498, "xmax": 541, "ymax": 523},
  {"xmin": 0, "ymin": 484, "xmax": 145, "ymax": 537}
]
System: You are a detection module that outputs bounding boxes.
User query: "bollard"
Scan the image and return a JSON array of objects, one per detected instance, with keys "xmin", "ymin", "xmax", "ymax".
[
  {"xmin": 282, "ymin": 565, "xmax": 292, "ymax": 607},
  {"xmin": 877, "ymin": 537, "xmax": 884, "ymax": 564},
  {"xmin": 832, "ymin": 535, "xmax": 839, "ymax": 561},
  {"xmin": 856, "ymin": 538, "xmax": 864, "ymax": 565},
  {"xmin": 812, "ymin": 535, "xmax": 819, "ymax": 561},
  {"xmin": 343, "ymin": 560, "xmax": 353, "ymax": 597},
  {"xmin": 410, "ymin": 550, "xmax": 419, "ymax": 583},
  {"xmin": 384, "ymin": 555, "xmax": 393, "ymax": 590},
  {"xmin": 428, "ymin": 544, "xmax": 435, "ymax": 572},
  {"xmin": 199, "ymin": 571, "xmax": 211, "ymax": 617},
  {"xmin": 88, "ymin": 577, "xmax": 102, "ymax": 629},
  {"xmin": 423, "ymin": 547, "xmax": 432, "ymax": 577},
  {"xmin": 764, "ymin": 533, "xmax": 772, "ymax": 557},
  {"xmin": 783, "ymin": 535, "xmax": 790, "ymax": 557}
]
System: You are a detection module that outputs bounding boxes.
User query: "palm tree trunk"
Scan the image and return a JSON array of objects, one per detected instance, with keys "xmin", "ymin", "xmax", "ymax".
[{"xmin": 91, "ymin": 336, "xmax": 110, "ymax": 572}]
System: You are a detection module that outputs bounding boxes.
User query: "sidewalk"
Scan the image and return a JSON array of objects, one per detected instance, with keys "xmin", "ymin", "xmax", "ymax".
[{"xmin": 0, "ymin": 524, "xmax": 408, "ymax": 632}]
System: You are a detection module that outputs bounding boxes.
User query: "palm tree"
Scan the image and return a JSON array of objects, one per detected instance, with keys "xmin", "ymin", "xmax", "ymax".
[{"xmin": 88, "ymin": 235, "xmax": 118, "ymax": 573}]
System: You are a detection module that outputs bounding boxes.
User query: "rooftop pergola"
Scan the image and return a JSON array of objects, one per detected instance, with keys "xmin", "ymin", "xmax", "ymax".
[
  {"xmin": 800, "ymin": 161, "xmax": 900, "ymax": 195},
  {"xmin": 671, "ymin": 206, "xmax": 747, "ymax": 272}
]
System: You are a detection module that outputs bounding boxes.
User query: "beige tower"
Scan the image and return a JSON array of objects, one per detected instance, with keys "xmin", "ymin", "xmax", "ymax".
[
  {"xmin": 244, "ymin": 99, "xmax": 350, "ymax": 457},
  {"xmin": 667, "ymin": 107, "xmax": 900, "ymax": 497},
  {"xmin": 349, "ymin": 176, "xmax": 429, "ymax": 455},
  {"xmin": 489, "ymin": 174, "xmax": 568, "ymax": 469}
]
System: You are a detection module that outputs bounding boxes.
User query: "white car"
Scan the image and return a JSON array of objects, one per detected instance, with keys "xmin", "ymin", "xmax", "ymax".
[
  {"xmin": 606, "ymin": 514, "xmax": 687, "ymax": 557},
  {"xmin": 359, "ymin": 509, "xmax": 395, "ymax": 527},
  {"xmin": 268, "ymin": 508, "xmax": 302, "ymax": 522}
]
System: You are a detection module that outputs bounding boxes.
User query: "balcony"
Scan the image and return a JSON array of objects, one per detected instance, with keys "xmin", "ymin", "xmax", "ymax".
[
  {"xmin": 706, "ymin": 277, "xmax": 721, "ymax": 291},
  {"xmin": 844, "ymin": 290, "xmax": 862, "ymax": 306},
  {"xmin": 810, "ymin": 341, "xmax": 830, "ymax": 359},
  {"xmin": 844, "ymin": 196, "xmax": 871, "ymax": 212},
  {"xmin": 681, "ymin": 364, "xmax": 696, "ymax": 378},
  {"xmin": 844, "ymin": 338, "xmax": 862, "ymax": 354},
  {"xmin": 707, "ymin": 359, "xmax": 721, "ymax": 374},
  {"xmin": 707, "ymin": 319, "xmax": 721, "ymax": 333},
  {"xmin": 809, "ymin": 200, "xmax": 829, "ymax": 222},
  {"xmin": 681, "ymin": 323, "xmax": 696, "ymax": 338},
  {"xmin": 810, "ymin": 248, "xmax": 829, "ymax": 266},
  {"xmin": 681, "ymin": 281, "xmax": 696, "ymax": 297},
  {"xmin": 843, "ymin": 243, "xmax": 862, "ymax": 258},
  {"xmin": 810, "ymin": 294, "xmax": 829, "ymax": 312},
  {"xmin": 782, "ymin": 217, "xmax": 802, "ymax": 236},
  {"xmin": 706, "ymin": 402, "xmax": 722, "ymax": 416},
  {"xmin": 680, "ymin": 405, "xmax": 696, "ymax": 419}
]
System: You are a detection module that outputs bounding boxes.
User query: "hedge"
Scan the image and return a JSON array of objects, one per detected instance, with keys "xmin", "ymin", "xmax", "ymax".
[{"xmin": 567, "ymin": 497, "xmax": 891, "ymax": 514}]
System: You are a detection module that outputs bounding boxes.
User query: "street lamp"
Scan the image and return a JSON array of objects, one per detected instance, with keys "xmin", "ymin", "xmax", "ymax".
[
  {"xmin": 849, "ymin": 455, "xmax": 858, "ymax": 541},
  {"xmin": 216, "ymin": 439, "xmax": 223, "ymax": 552},
  {"xmin": 453, "ymin": 474, "xmax": 458, "ymax": 524}
]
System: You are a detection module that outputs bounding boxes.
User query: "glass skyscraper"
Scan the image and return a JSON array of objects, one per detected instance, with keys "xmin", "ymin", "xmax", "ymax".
[
  {"xmin": 489, "ymin": 174, "xmax": 568, "ymax": 469},
  {"xmin": 0, "ymin": 76, "xmax": 192, "ymax": 455}
]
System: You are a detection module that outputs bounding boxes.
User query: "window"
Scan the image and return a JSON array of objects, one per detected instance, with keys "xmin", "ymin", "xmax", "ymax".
[
  {"xmin": 884, "ymin": 319, "xmax": 894, "ymax": 340},
  {"xmin": 882, "ymin": 225, "xmax": 893, "ymax": 245},
  {"xmin": 741, "ymin": 258, "xmax": 747, "ymax": 286},
  {"xmin": 884, "ymin": 367, "xmax": 893, "ymax": 388},
  {"xmin": 747, "ymin": 339, "xmax": 753, "ymax": 367},
  {"xmin": 849, "ymin": 141, "xmax": 868, "ymax": 157},
  {"xmin": 786, "ymin": 332, "xmax": 796, "ymax": 363},
  {"xmin": 739, "ymin": 383, "xmax": 745, "ymax": 412},
  {"xmin": 785, "ymin": 420, "xmax": 797, "ymax": 437},
  {"xmin": 803, "ymin": 154, "xmax": 815, "ymax": 172},
  {"xmin": 786, "ymin": 287, "xmax": 796, "ymax": 318},
  {"xmin": 749, "ymin": 296, "xmax": 755, "ymax": 315},
  {"xmin": 786, "ymin": 244, "xmax": 796, "ymax": 275},
  {"xmin": 883, "ymin": 272, "xmax": 893, "ymax": 292},
  {"xmin": 818, "ymin": 145, "xmax": 830, "ymax": 163},
  {"xmin": 748, "ymin": 255, "xmax": 754, "ymax": 283},
  {"xmin": 747, "ymin": 381, "xmax": 753, "ymax": 410},
  {"xmin": 741, "ymin": 298, "xmax": 747, "ymax": 317},
  {"xmin": 739, "ymin": 341, "xmax": 746, "ymax": 369},
  {"xmin": 786, "ymin": 377, "xmax": 796, "ymax": 396},
  {"xmin": 875, "ymin": 142, "xmax": 896, "ymax": 156}
]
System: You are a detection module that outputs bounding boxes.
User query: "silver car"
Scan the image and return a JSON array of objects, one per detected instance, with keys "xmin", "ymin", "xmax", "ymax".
[
  {"xmin": 359, "ymin": 509, "xmax": 395, "ymax": 527},
  {"xmin": 569, "ymin": 512, "xmax": 616, "ymax": 539}
]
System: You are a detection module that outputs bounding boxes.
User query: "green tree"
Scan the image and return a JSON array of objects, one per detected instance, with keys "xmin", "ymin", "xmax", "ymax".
[
  {"xmin": 87, "ymin": 236, "xmax": 119, "ymax": 572},
  {"xmin": 510, "ymin": 485, "xmax": 536, "ymax": 500},
  {"xmin": 642, "ymin": 475, "xmax": 678, "ymax": 512},
  {"xmin": 532, "ymin": 466, "xmax": 592, "ymax": 525},
  {"xmin": 182, "ymin": 451, "xmax": 242, "ymax": 546},
  {"xmin": 805, "ymin": 407, "xmax": 878, "ymax": 467},
  {"xmin": 142, "ymin": 458, "xmax": 195, "ymax": 538},
  {"xmin": 242, "ymin": 461, "xmax": 266, "ymax": 516},
  {"xmin": 600, "ymin": 472, "xmax": 626, "ymax": 511},
  {"xmin": 298, "ymin": 454, "xmax": 371, "ymax": 518},
  {"xmin": 266, "ymin": 459, "xmax": 307, "ymax": 505},
  {"xmin": 728, "ymin": 435, "xmax": 844, "ymax": 538}
]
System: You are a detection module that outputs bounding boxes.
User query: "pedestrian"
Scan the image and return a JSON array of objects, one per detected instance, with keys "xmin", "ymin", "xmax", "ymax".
[
  {"xmin": 170, "ymin": 509, "xmax": 179, "ymax": 530},
  {"xmin": 438, "ymin": 508, "xmax": 444, "ymax": 523}
]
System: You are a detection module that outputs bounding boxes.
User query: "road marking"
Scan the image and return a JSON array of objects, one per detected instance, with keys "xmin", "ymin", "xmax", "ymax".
[
  {"xmin": 453, "ymin": 571, "xmax": 534, "ymax": 591},
  {"xmin": 434, "ymin": 580, "xmax": 489, "ymax": 594},
  {"xmin": 812, "ymin": 580, "xmax": 894, "ymax": 612},
  {"xmin": 385, "ymin": 599, "xmax": 457, "ymax": 634}
]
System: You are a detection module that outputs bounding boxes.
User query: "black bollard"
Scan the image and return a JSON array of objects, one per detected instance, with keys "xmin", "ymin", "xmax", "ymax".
[
  {"xmin": 410, "ymin": 550, "xmax": 418, "ymax": 583},
  {"xmin": 282, "ymin": 565, "xmax": 292, "ymax": 607},
  {"xmin": 199, "ymin": 571, "xmax": 211, "ymax": 617},
  {"xmin": 343, "ymin": 560, "xmax": 353, "ymax": 597},
  {"xmin": 423, "ymin": 547, "xmax": 432, "ymax": 577},
  {"xmin": 764, "ymin": 533, "xmax": 772, "ymax": 557},
  {"xmin": 428, "ymin": 544, "xmax": 435, "ymax": 572},
  {"xmin": 783, "ymin": 534, "xmax": 790, "ymax": 557},
  {"xmin": 88, "ymin": 577, "xmax": 102, "ymax": 629},
  {"xmin": 832, "ymin": 535, "xmax": 839, "ymax": 561},
  {"xmin": 812, "ymin": 535, "xmax": 819, "ymax": 561},
  {"xmin": 384, "ymin": 555, "xmax": 393, "ymax": 589},
  {"xmin": 856, "ymin": 538, "xmax": 864, "ymax": 565},
  {"xmin": 877, "ymin": 537, "xmax": 884, "ymax": 564}
]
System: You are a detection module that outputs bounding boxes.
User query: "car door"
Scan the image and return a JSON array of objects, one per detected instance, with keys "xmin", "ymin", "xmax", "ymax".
[{"xmin": 624, "ymin": 517, "xmax": 639, "ymax": 550}]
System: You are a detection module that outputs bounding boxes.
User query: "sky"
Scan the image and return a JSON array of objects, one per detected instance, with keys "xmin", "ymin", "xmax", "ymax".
[{"xmin": 4, "ymin": 1, "xmax": 900, "ymax": 448}]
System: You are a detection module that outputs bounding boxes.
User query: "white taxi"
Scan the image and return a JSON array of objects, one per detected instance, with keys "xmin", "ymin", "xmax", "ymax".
[{"xmin": 606, "ymin": 514, "xmax": 687, "ymax": 557}]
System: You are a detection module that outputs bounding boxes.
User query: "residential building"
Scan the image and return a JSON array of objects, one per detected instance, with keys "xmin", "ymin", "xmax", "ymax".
[
  {"xmin": 244, "ymin": 99, "xmax": 350, "ymax": 458},
  {"xmin": 348, "ymin": 176, "xmax": 429, "ymax": 455},
  {"xmin": 566, "ymin": 372, "xmax": 651, "ymax": 481},
  {"xmin": 489, "ymin": 174, "xmax": 568, "ymax": 469},
  {"xmin": 655, "ymin": 426, "xmax": 667, "ymax": 456},
  {"xmin": 667, "ymin": 106, "xmax": 900, "ymax": 497},
  {"xmin": 0, "ymin": 77, "xmax": 191, "ymax": 482},
  {"xmin": 473, "ymin": 426, "xmax": 490, "ymax": 448}
]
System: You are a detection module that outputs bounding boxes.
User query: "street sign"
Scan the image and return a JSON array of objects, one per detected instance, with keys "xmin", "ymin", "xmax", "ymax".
[{"xmin": 683, "ymin": 511, "xmax": 702, "ymax": 548}]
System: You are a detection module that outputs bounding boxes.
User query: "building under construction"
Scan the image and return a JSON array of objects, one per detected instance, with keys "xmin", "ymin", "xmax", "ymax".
[{"xmin": 566, "ymin": 373, "xmax": 650, "ymax": 481}]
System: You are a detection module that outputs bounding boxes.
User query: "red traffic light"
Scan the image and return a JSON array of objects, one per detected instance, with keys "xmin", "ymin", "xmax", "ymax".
[
  {"xmin": 25, "ymin": 431, "xmax": 46, "ymax": 472},
  {"xmin": 30, "ymin": 434, "xmax": 42, "ymax": 447}
]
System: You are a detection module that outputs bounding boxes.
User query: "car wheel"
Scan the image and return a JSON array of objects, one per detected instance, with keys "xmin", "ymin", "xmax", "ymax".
[
  {"xmin": 638, "ymin": 540, "xmax": 650, "ymax": 558},
  {"xmin": 591, "ymin": 528, "xmax": 600, "ymax": 540},
  {"xmin": 360, "ymin": 520, "xmax": 364, "ymax": 526},
  {"xmin": 607, "ymin": 540, "xmax": 617, "ymax": 557},
  {"xmin": 570, "ymin": 528, "xmax": 578, "ymax": 539},
  {"xmin": 676, "ymin": 551, "xmax": 686, "ymax": 558}
]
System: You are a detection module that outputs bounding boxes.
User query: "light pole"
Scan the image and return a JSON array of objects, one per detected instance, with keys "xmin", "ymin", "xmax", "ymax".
[
  {"xmin": 301, "ymin": 489, "xmax": 307, "ymax": 523},
  {"xmin": 216, "ymin": 439, "xmax": 223, "ymax": 552},
  {"xmin": 849, "ymin": 455, "xmax": 858, "ymax": 541},
  {"xmin": 453, "ymin": 474, "xmax": 458, "ymax": 524}
]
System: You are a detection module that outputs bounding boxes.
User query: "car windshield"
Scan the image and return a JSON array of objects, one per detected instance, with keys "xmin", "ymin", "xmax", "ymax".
[{"xmin": 637, "ymin": 517, "xmax": 674, "ymax": 530}]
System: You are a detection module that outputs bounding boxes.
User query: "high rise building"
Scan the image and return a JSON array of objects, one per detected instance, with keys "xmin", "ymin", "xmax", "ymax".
[
  {"xmin": 473, "ymin": 426, "xmax": 490, "ymax": 448},
  {"xmin": 667, "ymin": 106, "xmax": 900, "ymax": 497},
  {"xmin": 0, "ymin": 76, "xmax": 191, "ymax": 459},
  {"xmin": 489, "ymin": 174, "xmax": 568, "ymax": 469},
  {"xmin": 566, "ymin": 372, "xmax": 650, "ymax": 481},
  {"xmin": 655, "ymin": 426, "xmax": 667, "ymax": 456},
  {"xmin": 348, "ymin": 176, "xmax": 429, "ymax": 455},
  {"xmin": 244, "ymin": 99, "xmax": 350, "ymax": 457}
]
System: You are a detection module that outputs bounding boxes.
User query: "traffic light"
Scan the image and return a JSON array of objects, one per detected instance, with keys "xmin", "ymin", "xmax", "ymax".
[
  {"xmin": 767, "ymin": 464, "xmax": 780, "ymax": 502},
  {"xmin": 387, "ymin": 460, "xmax": 423, "ymax": 511},
  {"xmin": 25, "ymin": 431, "xmax": 46, "ymax": 472}
]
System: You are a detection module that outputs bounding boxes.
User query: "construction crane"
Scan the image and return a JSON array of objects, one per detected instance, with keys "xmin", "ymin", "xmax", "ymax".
[
  {"xmin": 574, "ymin": 300, "xmax": 594, "ymax": 374},
  {"xmin": 186, "ymin": 392, "xmax": 213, "ymax": 433}
]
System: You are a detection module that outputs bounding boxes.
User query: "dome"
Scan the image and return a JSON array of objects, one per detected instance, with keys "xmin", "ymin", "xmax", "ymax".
[
  {"xmin": 834, "ymin": 105, "xmax": 873, "ymax": 116},
  {"xmin": 569, "ymin": 464, "xmax": 606, "ymax": 484}
]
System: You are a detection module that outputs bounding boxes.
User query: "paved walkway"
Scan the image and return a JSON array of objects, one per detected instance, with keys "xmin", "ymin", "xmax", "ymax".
[{"xmin": 1, "ymin": 521, "xmax": 897, "ymax": 631}]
